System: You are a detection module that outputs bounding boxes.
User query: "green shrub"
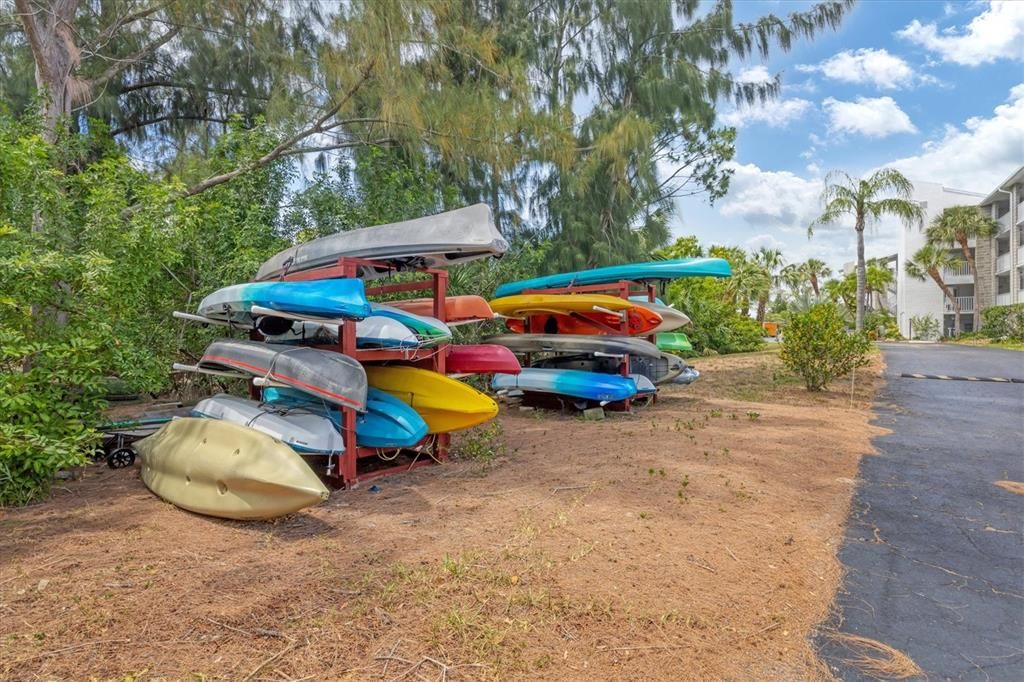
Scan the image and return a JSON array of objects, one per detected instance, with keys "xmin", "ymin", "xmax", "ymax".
[
  {"xmin": 450, "ymin": 421, "xmax": 507, "ymax": 462},
  {"xmin": 780, "ymin": 303, "xmax": 872, "ymax": 391},
  {"xmin": 865, "ymin": 310, "xmax": 901, "ymax": 340},
  {"xmin": 981, "ymin": 304, "xmax": 1024, "ymax": 341},
  {"xmin": 909, "ymin": 314, "xmax": 939, "ymax": 341}
]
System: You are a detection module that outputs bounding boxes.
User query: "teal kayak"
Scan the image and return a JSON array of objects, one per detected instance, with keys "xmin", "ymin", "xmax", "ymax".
[{"xmin": 494, "ymin": 258, "xmax": 731, "ymax": 297}]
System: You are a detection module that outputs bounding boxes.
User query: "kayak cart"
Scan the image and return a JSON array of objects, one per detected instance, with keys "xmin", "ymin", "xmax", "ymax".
[{"xmin": 94, "ymin": 416, "xmax": 173, "ymax": 468}]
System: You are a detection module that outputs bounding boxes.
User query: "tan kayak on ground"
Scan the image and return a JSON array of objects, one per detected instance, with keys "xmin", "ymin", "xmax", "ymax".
[{"xmin": 136, "ymin": 418, "xmax": 330, "ymax": 520}]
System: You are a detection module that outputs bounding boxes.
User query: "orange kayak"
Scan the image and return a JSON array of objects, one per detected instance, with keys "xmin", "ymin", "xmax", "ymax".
[
  {"xmin": 390, "ymin": 295, "xmax": 494, "ymax": 325},
  {"xmin": 505, "ymin": 306, "xmax": 662, "ymax": 336}
]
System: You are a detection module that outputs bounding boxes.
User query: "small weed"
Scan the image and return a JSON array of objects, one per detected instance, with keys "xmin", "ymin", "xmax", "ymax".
[
  {"xmin": 648, "ymin": 467, "xmax": 655, "ymax": 476},
  {"xmin": 639, "ymin": 511, "xmax": 649, "ymax": 519},
  {"xmin": 441, "ymin": 553, "xmax": 473, "ymax": 579},
  {"xmin": 746, "ymin": 411, "xmax": 761, "ymax": 421},
  {"xmin": 709, "ymin": 409, "xmax": 723, "ymax": 418},
  {"xmin": 730, "ymin": 413, "xmax": 739, "ymax": 421},
  {"xmin": 658, "ymin": 468, "xmax": 666, "ymax": 478},
  {"xmin": 452, "ymin": 421, "xmax": 507, "ymax": 462},
  {"xmin": 33, "ymin": 632, "xmax": 45, "ymax": 641}
]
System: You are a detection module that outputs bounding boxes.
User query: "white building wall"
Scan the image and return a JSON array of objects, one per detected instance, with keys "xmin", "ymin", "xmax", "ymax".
[{"xmin": 896, "ymin": 181, "xmax": 985, "ymax": 338}]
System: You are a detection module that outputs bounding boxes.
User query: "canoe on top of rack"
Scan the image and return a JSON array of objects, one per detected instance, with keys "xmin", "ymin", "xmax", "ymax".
[
  {"xmin": 493, "ymin": 258, "xmax": 732, "ymax": 297},
  {"xmin": 261, "ymin": 386, "xmax": 429, "ymax": 449},
  {"xmin": 197, "ymin": 279, "xmax": 371, "ymax": 328},
  {"xmin": 491, "ymin": 368, "xmax": 638, "ymax": 404},
  {"xmin": 255, "ymin": 204, "xmax": 509, "ymax": 281},
  {"xmin": 198, "ymin": 339, "xmax": 368, "ymax": 411},
  {"xmin": 483, "ymin": 333, "xmax": 662, "ymax": 358},
  {"xmin": 390, "ymin": 296, "xmax": 495, "ymax": 325},
  {"xmin": 364, "ymin": 366, "xmax": 498, "ymax": 434},
  {"xmin": 136, "ymin": 418, "xmax": 329, "ymax": 520}
]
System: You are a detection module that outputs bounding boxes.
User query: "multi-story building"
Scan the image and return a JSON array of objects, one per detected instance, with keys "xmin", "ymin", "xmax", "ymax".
[
  {"xmin": 894, "ymin": 181, "xmax": 985, "ymax": 338},
  {"xmin": 888, "ymin": 167, "xmax": 1023, "ymax": 338},
  {"xmin": 976, "ymin": 166, "xmax": 1024, "ymax": 311}
]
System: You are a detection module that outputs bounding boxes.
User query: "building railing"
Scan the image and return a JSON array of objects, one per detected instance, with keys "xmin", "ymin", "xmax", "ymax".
[
  {"xmin": 996, "ymin": 252, "xmax": 1012, "ymax": 273},
  {"xmin": 1018, "ymin": 199, "xmax": 1024, "ymax": 224},
  {"xmin": 996, "ymin": 292, "xmax": 1013, "ymax": 306},
  {"xmin": 944, "ymin": 296, "xmax": 974, "ymax": 313},
  {"xmin": 942, "ymin": 262, "xmax": 972, "ymax": 278}
]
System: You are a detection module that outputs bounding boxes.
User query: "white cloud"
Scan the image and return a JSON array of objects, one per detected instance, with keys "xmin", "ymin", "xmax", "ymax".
[
  {"xmin": 718, "ymin": 162, "xmax": 823, "ymax": 231},
  {"xmin": 736, "ymin": 65, "xmax": 773, "ymax": 83},
  {"xmin": 822, "ymin": 96, "xmax": 917, "ymax": 137},
  {"xmin": 884, "ymin": 83, "xmax": 1024, "ymax": 191},
  {"xmin": 897, "ymin": 0, "xmax": 1024, "ymax": 66},
  {"xmin": 797, "ymin": 48, "xmax": 917, "ymax": 89},
  {"xmin": 745, "ymin": 233, "xmax": 786, "ymax": 250},
  {"xmin": 720, "ymin": 98, "xmax": 813, "ymax": 128}
]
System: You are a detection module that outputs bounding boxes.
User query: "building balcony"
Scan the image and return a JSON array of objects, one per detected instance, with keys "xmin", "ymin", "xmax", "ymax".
[
  {"xmin": 942, "ymin": 261, "xmax": 973, "ymax": 283},
  {"xmin": 996, "ymin": 252, "xmax": 1012, "ymax": 274},
  {"xmin": 996, "ymin": 292, "xmax": 1013, "ymax": 306},
  {"xmin": 944, "ymin": 296, "xmax": 974, "ymax": 313},
  {"xmin": 1018, "ymin": 199, "xmax": 1024, "ymax": 225}
]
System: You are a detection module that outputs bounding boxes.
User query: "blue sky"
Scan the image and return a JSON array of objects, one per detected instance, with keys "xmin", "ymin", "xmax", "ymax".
[{"xmin": 673, "ymin": 0, "xmax": 1024, "ymax": 270}]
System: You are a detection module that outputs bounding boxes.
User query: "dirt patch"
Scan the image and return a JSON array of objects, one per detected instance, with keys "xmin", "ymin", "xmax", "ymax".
[{"xmin": 0, "ymin": 351, "xmax": 885, "ymax": 681}]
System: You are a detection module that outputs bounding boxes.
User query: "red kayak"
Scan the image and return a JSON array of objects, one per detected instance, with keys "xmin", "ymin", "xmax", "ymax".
[{"xmin": 447, "ymin": 344, "xmax": 521, "ymax": 375}]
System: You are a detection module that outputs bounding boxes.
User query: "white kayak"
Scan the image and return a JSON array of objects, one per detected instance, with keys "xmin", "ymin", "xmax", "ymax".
[{"xmin": 192, "ymin": 394, "xmax": 343, "ymax": 456}]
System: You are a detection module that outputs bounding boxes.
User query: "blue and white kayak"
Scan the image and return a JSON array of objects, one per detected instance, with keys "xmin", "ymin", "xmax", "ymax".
[
  {"xmin": 630, "ymin": 374, "xmax": 657, "ymax": 396},
  {"xmin": 192, "ymin": 394, "xmax": 344, "ymax": 456},
  {"xmin": 494, "ymin": 258, "xmax": 732, "ymax": 297},
  {"xmin": 672, "ymin": 367, "xmax": 701, "ymax": 385},
  {"xmin": 198, "ymin": 280, "xmax": 371, "ymax": 327},
  {"xmin": 264, "ymin": 317, "xmax": 422, "ymax": 349},
  {"xmin": 369, "ymin": 303, "xmax": 451, "ymax": 345},
  {"xmin": 491, "ymin": 368, "xmax": 637, "ymax": 403},
  {"xmin": 263, "ymin": 387, "xmax": 429, "ymax": 449}
]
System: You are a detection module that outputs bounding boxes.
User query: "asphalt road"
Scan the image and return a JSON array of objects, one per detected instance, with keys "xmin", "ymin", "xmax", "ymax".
[{"xmin": 818, "ymin": 343, "xmax": 1024, "ymax": 681}]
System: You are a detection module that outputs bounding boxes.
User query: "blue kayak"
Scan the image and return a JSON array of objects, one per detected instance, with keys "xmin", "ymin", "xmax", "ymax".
[
  {"xmin": 199, "ymin": 280, "xmax": 371, "ymax": 326},
  {"xmin": 263, "ymin": 387, "xmax": 428, "ymax": 448},
  {"xmin": 491, "ymin": 368, "xmax": 637, "ymax": 403},
  {"xmin": 494, "ymin": 258, "xmax": 731, "ymax": 297}
]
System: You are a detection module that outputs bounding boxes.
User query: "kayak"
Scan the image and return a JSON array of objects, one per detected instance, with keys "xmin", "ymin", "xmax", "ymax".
[
  {"xmin": 390, "ymin": 296, "xmax": 494, "ymax": 325},
  {"xmin": 263, "ymin": 317, "xmax": 421, "ymax": 349},
  {"xmin": 532, "ymin": 352, "xmax": 685, "ymax": 385},
  {"xmin": 491, "ymin": 368, "xmax": 637, "ymax": 403},
  {"xmin": 365, "ymin": 366, "xmax": 498, "ymax": 433},
  {"xmin": 198, "ymin": 339, "xmax": 368, "ymax": 410},
  {"xmin": 137, "ymin": 418, "xmax": 329, "ymax": 520},
  {"xmin": 489, "ymin": 294, "xmax": 635, "ymax": 317},
  {"xmin": 256, "ymin": 204, "xmax": 508, "ymax": 280},
  {"xmin": 484, "ymin": 333, "xmax": 662, "ymax": 358},
  {"xmin": 262, "ymin": 387, "xmax": 429, "ymax": 449},
  {"xmin": 369, "ymin": 303, "xmax": 451, "ymax": 345},
  {"xmin": 446, "ymin": 344, "xmax": 522, "ymax": 375},
  {"xmin": 629, "ymin": 300, "xmax": 691, "ymax": 333},
  {"xmin": 494, "ymin": 258, "xmax": 732, "ymax": 297},
  {"xmin": 504, "ymin": 306, "xmax": 662, "ymax": 336},
  {"xmin": 656, "ymin": 332, "xmax": 693, "ymax": 352},
  {"xmin": 192, "ymin": 394, "xmax": 344, "ymax": 455},
  {"xmin": 198, "ymin": 280, "xmax": 371, "ymax": 328}
]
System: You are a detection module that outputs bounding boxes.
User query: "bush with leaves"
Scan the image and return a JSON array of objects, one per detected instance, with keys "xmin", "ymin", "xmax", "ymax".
[
  {"xmin": 780, "ymin": 303, "xmax": 872, "ymax": 391},
  {"xmin": 864, "ymin": 310, "xmax": 901, "ymax": 340},
  {"xmin": 981, "ymin": 304, "xmax": 1024, "ymax": 341},
  {"xmin": 909, "ymin": 314, "xmax": 939, "ymax": 341}
]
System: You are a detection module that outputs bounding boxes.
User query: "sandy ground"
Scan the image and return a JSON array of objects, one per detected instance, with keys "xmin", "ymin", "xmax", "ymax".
[{"xmin": 0, "ymin": 349, "xmax": 884, "ymax": 681}]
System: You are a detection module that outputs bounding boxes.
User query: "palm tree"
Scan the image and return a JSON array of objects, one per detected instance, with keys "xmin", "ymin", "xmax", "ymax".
[
  {"xmin": 725, "ymin": 260, "xmax": 770, "ymax": 318},
  {"xmin": 925, "ymin": 205, "xmax": 1000, "ymax": 330},
  {"xmin": 809, "ymin": 169, "xmax": 924, "ymax": 331},
  {"xmin": 905, "ymin": 244, "xmax": 964, "ymax": 336},
  {"xmin": 780, "ymin": 263, "xmax": 806, "ymax": 297},
  {"xmin": 823, "ymin": 276, "xmax": 856, "ymax": 312},
  {"xmin": 864, "ymin": 260, "xmax": 895, "ymax": 312},
  {"xmin": 803, "ymin": 258, "xmax": 832, "ymax": 298},
  {"xmin": 753, "ymin": 247, "xmax": 784, "ymax": 323}
]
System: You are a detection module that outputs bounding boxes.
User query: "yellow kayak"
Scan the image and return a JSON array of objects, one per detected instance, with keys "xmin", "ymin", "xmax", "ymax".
[
  {"xmin": 136, "ymin": 418, "xmax": 329, "ymax": 520},
  {"xmin": 365, "ymin": 366, "xmax": 498, "ymax": 433},
  {"xmin": 489, "ymin": 294, "xmax": 634, "ymax": 318}
]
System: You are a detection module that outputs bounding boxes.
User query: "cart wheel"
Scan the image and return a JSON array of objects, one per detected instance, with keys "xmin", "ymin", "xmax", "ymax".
[{"xmin": 107, "ymin": 447, "xmax": 136, "ymax": 469}]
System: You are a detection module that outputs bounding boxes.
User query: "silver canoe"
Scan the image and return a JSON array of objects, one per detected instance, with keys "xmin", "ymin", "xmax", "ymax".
[
  {"xmin": 198, "ymin": 339, "xmax": 368, "ymax": 410},
  {"xmin": 193, "ymin": 394, "xmax": 343, "ymax": 455},
  {"xmin": 255, "ymin": 204, "xmax": 508, "ymax": 280},
  {"xmin": 483, "ymin": 334, "xmax": 662, "ymax": 358}
]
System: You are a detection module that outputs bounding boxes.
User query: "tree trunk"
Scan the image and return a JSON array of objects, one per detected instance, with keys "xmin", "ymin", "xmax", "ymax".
[
  {"xmin": 15, "ymin": 0, "xmax": 81, "ymax": 144},
  {"xmin": 810, "ymin": 273, "xmax": 819, "ymax": 298},
  {"xmin": 930, "ymin": 270, "xmax": 960, "ymax": 337},
  {"xmin": 756, "ymin": 295, "xmax": 767, "ymax": 323},
  {"xmin": 855, "ymin": 222, "xmax": 866, "ymax": 332},
  {"xmin": 956, "ymin": 235, "xmax": 980, "ymax": 331}
]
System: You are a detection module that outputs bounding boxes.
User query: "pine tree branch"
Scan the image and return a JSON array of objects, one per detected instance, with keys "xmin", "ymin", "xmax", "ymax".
[
  {"xmin": 278, "ymin": 138, "xmax": 395, "ymax": 157},
  {"xmin": 88, "ymin": 25, "xmax": 181, "ymax": 90},
  {"xmin": 111, "ymin": 113, "xmax": 232, "ymax": 136},
  {"xmin": 180, "ymin": 60, "xmax": 376, "ymax": 199},
  {"xmin": 117, "ymin": 79, "xmax": 271, "ymax": 100}
]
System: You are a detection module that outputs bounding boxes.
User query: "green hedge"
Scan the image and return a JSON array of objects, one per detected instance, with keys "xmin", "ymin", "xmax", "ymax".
[{"xmin": 982, "ymin": 304, "xmax": 1024, "ymax": 341}]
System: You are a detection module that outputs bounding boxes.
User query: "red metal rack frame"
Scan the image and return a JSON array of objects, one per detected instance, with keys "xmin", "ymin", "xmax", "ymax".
[
  {"xmin": 262, "ymin": 256, "xmax": 451, "ymax": 488},
  {"xmin": 519, "ymin": 281, "xmax": 659, "ymax": 412}
]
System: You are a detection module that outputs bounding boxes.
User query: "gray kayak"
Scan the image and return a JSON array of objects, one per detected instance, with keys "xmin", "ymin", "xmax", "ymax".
[
  {"xmin": 198, "ymin": 339, "xmax": 368, "ymax": 411},
  {"xmin": 532, "ymin": 352, "xmax": 686, "ymax": 385},
  {"xmin": 256, "ymin": 204, "xmax": 508, "ymax": 280},
  {"xmin": 483, "ymin": 334, "xmax": 662, "ymax": 358}
]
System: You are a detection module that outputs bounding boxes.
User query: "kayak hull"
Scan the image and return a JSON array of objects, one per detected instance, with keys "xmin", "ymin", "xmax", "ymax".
[
  {"xmin": 494, "ymin": 258, "xmax": 732, "ymax": 297},
  {"xmin": 137, "ymin": 418, "xmax": 329, "ymax": 520},
  {"xmin": 656, "ymin": 332, "xmax": 693, "ymax": 352},
  {"xmin": 256, "ymin": 204, "xmax": 508, "ymax": 280},
  {"xmin": 532, "ymin": 352, "xmax": 686, "ymax": 385},
  {"xmin": 192, "ymin": 394, "xmax": 343, "ymax": 455},
  {"xmin": 447, "ymin": 345, "xmax": 522, "ymax": 375},
  {"xmin": 484, "ymin": 333, "xmax": 662, "ymax": 358},
  {"xmin": 198, "ymin": 280, "xmax": 371, "ymax": 326},
  {"xmin": 390, "ymin": 296, "xmax": 494, "ymax": 325},
  {"xmin": 365, "ymin": 366, "xmax": 498, "ymax": 433},
  {"xmin": 492, "ymin": 368, "xmax": 637, "ymax": 403}
]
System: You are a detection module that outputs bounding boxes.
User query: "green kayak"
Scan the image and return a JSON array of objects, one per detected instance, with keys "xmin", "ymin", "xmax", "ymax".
[{"xmin": 656, "ymin": 332, "xmax": 693, "ymax": 352}]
